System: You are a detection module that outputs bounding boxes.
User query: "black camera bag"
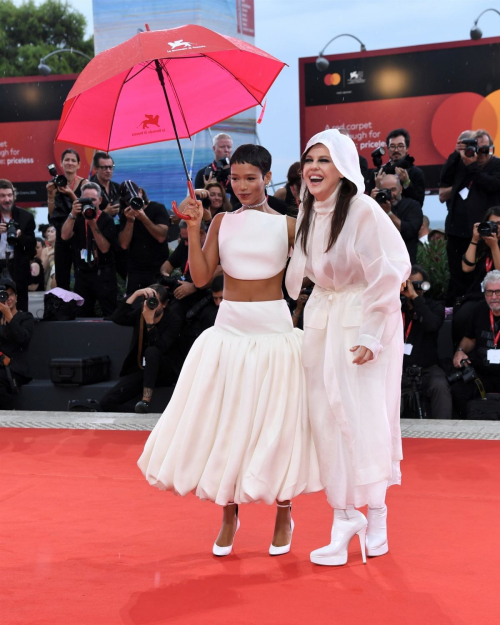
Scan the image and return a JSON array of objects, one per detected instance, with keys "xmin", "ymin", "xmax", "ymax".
[
  {"xmin": 466, "ymin": 393, "xmax": 500, "ymax": 420},
  {"xmin": 43, "ymin": 293, "xmax": 79, "ymax": 321},
  {"xmin": 50, "ymin": 356, "xmax": 111, "ymax": 385}
]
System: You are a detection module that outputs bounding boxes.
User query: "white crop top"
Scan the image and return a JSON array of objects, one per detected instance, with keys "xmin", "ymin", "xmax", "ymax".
[{"xmin": 218, "ymin": 210, "xmax": 289, "ymax": 280}]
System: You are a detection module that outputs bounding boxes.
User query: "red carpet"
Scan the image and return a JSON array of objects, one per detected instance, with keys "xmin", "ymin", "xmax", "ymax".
[{"xmin": 1, "ymin": 429, "xmax": 499, "ymax": 625}]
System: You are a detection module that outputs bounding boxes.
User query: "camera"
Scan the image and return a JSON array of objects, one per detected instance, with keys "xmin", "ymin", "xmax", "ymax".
[
  {"xmin": 146, "ymin": 295, "xmax": 159, "ymax": 310},
  {"xmin": 205, "ymin": 158, "xmax": 230, "ymax": 182},
  {"xmin": 477, "ymin": 221, "xmax": 499, "ymax": 238},
  {"xmin": 129, "ymin": 196, "xmax": 144, "ymax": 210},
  {"xmin": 412, "ymin": 280, "xmax": 431, "ymax": 292},
  {"xmin": 461, "ymin": 138, "xmax": 477, "ymax": 158},
  {"xmin": 47, "ymin": 164, "xmax": 68, "ymax": 188},
  {"xmin": 80, "ymin": 197, "xmax": 96, "ymax": 220},
  {"xmin": 186, "ymin": 294, "xmax": 212, "ymax": 320},
  {"xmin": 371, "ymin": 146, "xmax": 386, "ymax": 168},
  {"xmin": 159, "ymin": 275, "xmax": 180, "ymax": 290},
  {"xmin": 0, "ymin": 290, "xmax": 9, "ymax": 303},
  {"xmin": 375, "ymin": 188, "xmax": 393, "ymax": 205},
  {"xmin": 447, "ymin": 360, "xmax": 478, "ymax": 385},
  {"xmin": 383, "ymin": 154, "xmax": 415, "ymax": 175},
  {"xmin": 6, "ymin": 220, "xmax": 18, "ymax": 245},
  {"xmin": 406, "ymin": 365, "xmax": 422, "ymax": 378}
]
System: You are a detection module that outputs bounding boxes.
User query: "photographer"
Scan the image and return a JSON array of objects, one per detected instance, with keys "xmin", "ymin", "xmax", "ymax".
[
  {"xmin": 90, "ymin": 152, "xmax": 121, "ymax": 215},
  {"xmin": 452, "ymin": 207, "xmax": 500, "ymax": 347},
  {"xmin": 194, "ymin": 133, "xmax": 238, "ymax": 207},
  {"xmin": 0, "ymin": 279, "xmax": 34, "ymax": 408},
  {"xmin": 371, "ymin": 174, "xmax": 423, "ymax": 263},
  {"xmin": 369, "ymin": 128, "xmax": 426, "ymax": 207},
  {"xmin": 0, "ymin": 180, "xmax": 36, "ymax": 312},
  {"xmin": 451, "ymin": 270, "xmax": 500, "ymax": 416},
  {"xmin": 441, "ymin": 129, "xmax": 500, "ymax": 303},
  {"xmin": 61, "ymin": 182, "xmax": 118, "ymax": 317},
  {"xmin": 401, "ymin": 266, "xmax": 452, "ymax": 419},
  {"xmin": 46, "ymin": 149, "xmax": 88, "ymax": 291},
  {"xmin": 198, "ymin": 274, "xmax": 224, "ymax": 331},
  {"xmin": 118, "ymin": 180, "xmax": 170, "ymax": 295},
  {"xmin": 201, "ymin": 182, "xmax": 232, "ymax": 224},
  {"xmin": 99, "ymin": 284, "xmax": 183, "ymax": 414},
  {"xmin": 160, "ymin": 220, "xmax": 212, "ymax": 315}
]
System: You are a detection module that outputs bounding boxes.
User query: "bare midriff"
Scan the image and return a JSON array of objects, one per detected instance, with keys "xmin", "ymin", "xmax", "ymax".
[{"xmin": 223, "ymin": 269, "xmax": 285, "ymax": 302}]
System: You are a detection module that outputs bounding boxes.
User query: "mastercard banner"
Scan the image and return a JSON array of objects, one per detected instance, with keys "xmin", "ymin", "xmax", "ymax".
[
  {"xmin": 299, "ymin": 37, "xmax": 500, "ymax": 189},
  {"xmin": 0, "ymin": 75, "xmax": 93, "ymax": 205}
]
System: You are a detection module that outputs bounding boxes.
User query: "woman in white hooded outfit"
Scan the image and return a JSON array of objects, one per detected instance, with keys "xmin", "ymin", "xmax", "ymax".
[
  {"xmin": 138, "ymin": 144, "xmax": 321, "ymax": 557},
  {"xmin": 286, "ymin": 129, "xmax": 411, "ymax": 566}
]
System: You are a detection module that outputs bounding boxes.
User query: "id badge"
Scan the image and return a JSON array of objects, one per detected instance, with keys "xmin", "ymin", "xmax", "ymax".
[
  {"xmin": 459, "ymin": 187, "xmax": 469, "ymax": 200},
  {"xmin": 487, "ymin": 349, "xmax": 500, "ymax": 364},
  {"xmin": 80, "ymin": 249, "xmax": 87, "ymax": 261},
  {"xmin": 404, "ymin": 343, "xmax": 413, "ymax": 356},
  {"xmin": 142, "ymin": 357, "xmax": 146, "ymax": 367}
]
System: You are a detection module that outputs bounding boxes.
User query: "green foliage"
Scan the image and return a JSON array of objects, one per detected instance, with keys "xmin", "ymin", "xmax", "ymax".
[
  {"xmin": 416, "ymin": 238, "xmax": 449, "ymax": 300},
  {"xmin": 0, "ymin": 0, "xmax": 94, "ymax": 78}
]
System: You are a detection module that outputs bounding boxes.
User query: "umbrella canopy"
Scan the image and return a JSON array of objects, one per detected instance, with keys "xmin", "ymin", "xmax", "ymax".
[{"xmin": 56, "ymin": 24, "xmax": 286, "ymax": 152}]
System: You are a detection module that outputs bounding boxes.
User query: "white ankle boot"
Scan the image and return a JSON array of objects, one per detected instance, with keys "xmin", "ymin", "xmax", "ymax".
[
  {"xmin": 310, "ymin": 507, "xmax": 367, "ymax": 566},
  {"xmin": 366, "ymin": 505, "xmax": 388, "ymax": 557}
]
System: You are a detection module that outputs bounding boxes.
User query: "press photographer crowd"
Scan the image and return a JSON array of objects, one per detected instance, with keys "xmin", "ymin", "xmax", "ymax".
[{"xmin": 1, "ymin": 126, "xmax": 500, "ymax": 418}]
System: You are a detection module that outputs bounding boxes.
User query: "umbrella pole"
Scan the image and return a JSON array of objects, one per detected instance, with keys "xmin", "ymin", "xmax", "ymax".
[{"xmin": 153, "ymin": 60, "xmax": 194, "ymax": 220}]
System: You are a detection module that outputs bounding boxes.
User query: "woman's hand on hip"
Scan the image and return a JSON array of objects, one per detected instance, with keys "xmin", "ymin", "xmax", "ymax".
[{"xmin": 350, "ymin": 345, "xmax": 374, "ymax": 365}]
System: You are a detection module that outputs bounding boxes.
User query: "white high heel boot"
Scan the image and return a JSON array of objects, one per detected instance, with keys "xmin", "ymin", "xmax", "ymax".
[
  {"xmin": 310, "ymin": 506, "xmax": 367, "ymax": 566},
  {"xmin": 213, "ymin": 503, "xmax": 240, "ymax": 557},
  {"xmin": 366, "ymin": 505, "xmax": 388, "ymax": 557}
]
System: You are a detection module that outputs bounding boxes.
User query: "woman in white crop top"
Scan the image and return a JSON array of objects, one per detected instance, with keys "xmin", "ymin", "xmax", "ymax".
[
  {"xmin": 138, "ymin": 144, "xmax": 321, "ymax": 558},
  {"xmin": 286, "ymin": 129, "xmax": 411, "ymax": 566}
]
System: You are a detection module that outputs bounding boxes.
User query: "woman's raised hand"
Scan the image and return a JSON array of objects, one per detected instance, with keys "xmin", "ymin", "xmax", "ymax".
[{"xmin": 183, "ymin": 197, "xmax": 204, "ymax": 228}]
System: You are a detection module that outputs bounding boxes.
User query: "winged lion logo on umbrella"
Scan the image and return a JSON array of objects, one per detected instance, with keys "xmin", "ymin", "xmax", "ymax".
[
  {"xmin": 168, "ymin": 40, "xmax": 193, "ymax": 50},
  {"xmin": 138, "ymin": 114, "xmax": 160, "ymax": 129}
]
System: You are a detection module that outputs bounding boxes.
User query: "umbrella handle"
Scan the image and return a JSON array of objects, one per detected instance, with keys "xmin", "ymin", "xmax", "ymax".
[{"xmin": 171, "ymin": 181, "xmax": 196, "ymax": 221}]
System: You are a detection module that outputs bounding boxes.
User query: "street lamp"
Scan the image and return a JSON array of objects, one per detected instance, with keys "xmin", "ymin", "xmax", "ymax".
[
  {"xmin": 470, "ymin": 8, "xmax": 500, "ymax": 40},
  {"xmin": 38, "ymin": 48, "xmax": 92, "ymax": 75},
  {"xmin": 316, "ymin": 34, "xmax": 367, "ymax": 71}
]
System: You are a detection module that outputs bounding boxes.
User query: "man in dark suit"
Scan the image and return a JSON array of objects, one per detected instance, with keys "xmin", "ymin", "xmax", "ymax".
[
  {"xmin": 0, "ymin": 180, "xmax": 36, "ymax": 311},
  {"xmin": 0, "ymin": 278, "xmax": 34, "ymax": 408},
  {"xmin": 99, "ymin": 284, "xmax": 183, "ymax": 413},
  {"xmin": 440, "ymin": 129, "xmax": 500, "ymax": 303}
]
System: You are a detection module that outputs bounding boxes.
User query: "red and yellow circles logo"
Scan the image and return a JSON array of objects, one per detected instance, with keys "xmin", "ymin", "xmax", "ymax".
[
  {"xmin": 432, "ymin": 91, "xmax": 500, "ymax": 158},
  {"xmin": 324, "ymin": 73, "xmax": 341, "ymax": 86}
]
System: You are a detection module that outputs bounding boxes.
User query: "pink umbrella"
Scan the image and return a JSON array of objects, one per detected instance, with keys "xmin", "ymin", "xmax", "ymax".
[{"xmin": 56, "ymin": 24, "xmax": 286, "ymax": 218}]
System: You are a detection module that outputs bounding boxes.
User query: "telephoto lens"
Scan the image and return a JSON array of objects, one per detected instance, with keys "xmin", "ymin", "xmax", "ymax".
[
  {"xmin": 146, "ymin": 296, "xmax": 159, "ymax": 310},
  {"xmin": 0, "ymin": 290, "xmax": 9, "ymax": 303},
  {"xmin": 80, "ymin": 197, "xmax": 96, "ymax": 220},
  {"xmin": 412, "ymin": 280, "xmax": 431, "ymax": 292},
  {"xmin": 6, "ymin": 220, "xmax": 18, "ymax": 245},
  {"xmin": 130, "ymin": 196, "xmax": 144, "ymax": 210}
]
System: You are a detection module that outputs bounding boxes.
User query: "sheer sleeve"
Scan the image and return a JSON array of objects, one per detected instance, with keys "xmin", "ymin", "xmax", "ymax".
[{"xmin": 354, "ymin": 200, "xmax": 411, "ymax": 360}]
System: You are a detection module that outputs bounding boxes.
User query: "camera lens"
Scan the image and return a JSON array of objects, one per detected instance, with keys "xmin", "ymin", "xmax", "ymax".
[
  {"xmin": 146, "ymin": 296, "xmax": 159, "ymax": 310},
  {"xmin": 55, "ymin": 174, "xmax": 68, "ymax": 187},
  {"xmin": 130, "ymin": 196, "xmax": 144, "ymax": 210},
  {"xmin": 0, "ymin": 291, "xmax": 9, "ymax": 303}
]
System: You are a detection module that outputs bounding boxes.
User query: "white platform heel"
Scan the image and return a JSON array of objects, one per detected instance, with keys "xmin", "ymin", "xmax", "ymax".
[
  {"xmin": 310, "ymin": 507, "xmax": 367, "ymax": 566},
  {"xmin": 366, "ymin": 505, "xmax": 388, "ymax": 557},
  {"xmin": 213, "ymin": 504, "xmax": 239, "ymax": 557},
  {"xmin": 269, "ymin": 503, "xmax": 294, "ymax": 556}
]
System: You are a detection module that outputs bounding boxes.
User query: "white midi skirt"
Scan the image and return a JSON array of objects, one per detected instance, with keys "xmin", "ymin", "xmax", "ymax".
[{"xmin": 137, "ymin": 299, "xmax": 321, "ymax": 506}]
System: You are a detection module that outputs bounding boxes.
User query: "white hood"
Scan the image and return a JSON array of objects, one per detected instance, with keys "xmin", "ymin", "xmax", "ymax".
[{"xmin": 300, "ymin": 129, "xmax": 365, "ymax": 201}]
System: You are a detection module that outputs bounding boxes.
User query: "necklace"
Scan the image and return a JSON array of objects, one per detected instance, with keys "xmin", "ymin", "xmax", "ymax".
[{"xmin": 241, "ymin": 197, "xmax": 267, "ymax": 209}]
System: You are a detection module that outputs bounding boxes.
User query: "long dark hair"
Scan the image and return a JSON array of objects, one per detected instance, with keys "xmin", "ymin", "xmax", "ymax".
[{"xmin": 297, "ymin": 152, "xmax": 358, "ymax": 254}]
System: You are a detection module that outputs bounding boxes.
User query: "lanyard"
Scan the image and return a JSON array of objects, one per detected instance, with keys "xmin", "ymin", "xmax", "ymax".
[
  {"xmin": 402, "ymin": 312, "xmax": 413, "ymax": 343},
  {"xmin": 486, "ymin": 257, "xmax": 493, "ymax": 273},
  {"xmin": 490, "ymin": 311, "xmax": 500, "ymax": 348}
]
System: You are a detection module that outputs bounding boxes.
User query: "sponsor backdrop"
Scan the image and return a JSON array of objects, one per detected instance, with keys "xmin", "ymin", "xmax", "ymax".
[
  {"xmin": 0, "ymin": 0, "xmax": 257, "ymax": 206},
  {"xmin": 0, "ymin": 75, "xmax": 94, "ymax": 204},
  {"xmin": 299, "ymin": 37, "xmax": 500, "ymax": 189},
  {"xmin": 92, "ymin": 0, "xmax": 257, "ymax": 206}
]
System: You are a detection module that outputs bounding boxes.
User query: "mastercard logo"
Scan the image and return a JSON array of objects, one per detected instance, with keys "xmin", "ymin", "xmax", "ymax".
[
  {"xmin": 324, "ymin": 73, "xmax": 341, "ymax": 86},
  {"xmin": 432, "ymin": 91, "xmax": 500, "ymax": 158}
]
